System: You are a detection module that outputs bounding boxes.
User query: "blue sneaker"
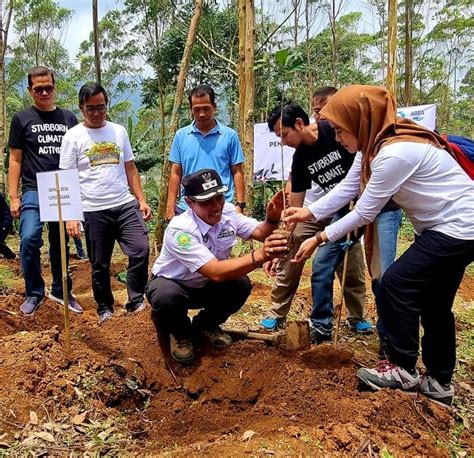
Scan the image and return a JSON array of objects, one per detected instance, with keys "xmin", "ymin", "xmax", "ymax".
[
  {"xmin": 352, "ymin": 319, "xmax": 374, "ymax": 334},
  {"xmin": 260, "ymin": 316, "xmax": 285, "ymax": 331}
]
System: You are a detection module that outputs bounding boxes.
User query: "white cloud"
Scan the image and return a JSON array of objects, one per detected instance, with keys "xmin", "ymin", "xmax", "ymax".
[{"xmin": 7, "ymin": 0, "xmax": 125, "ymax": 66}]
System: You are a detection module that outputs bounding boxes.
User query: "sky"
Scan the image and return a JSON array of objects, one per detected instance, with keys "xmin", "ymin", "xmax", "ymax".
[
  {"xmin": 9, "ymin": 0, "xmax": 370, "ymax": 62},
  {"xmin": 58, "ymin": 0, "xmax": 125, "ymax": 60},
  {"xmin": 7, "ymin": 0, "xmax": 126, "ymax": 62}
]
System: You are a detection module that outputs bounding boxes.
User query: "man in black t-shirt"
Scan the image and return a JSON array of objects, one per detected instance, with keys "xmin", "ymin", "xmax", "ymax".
[
  {"xmin": 260, "ymin": 101, "xmax": 370, "ymax": 343},
  {"xmin": 8, "ymin": 66, "xmax": 83, "ymax": 316}
]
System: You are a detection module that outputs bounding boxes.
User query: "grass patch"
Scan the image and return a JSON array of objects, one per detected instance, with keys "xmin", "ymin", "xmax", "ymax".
[{"xmin": 0, "ymin": 265, "xmax": 15, "ymax": 289}]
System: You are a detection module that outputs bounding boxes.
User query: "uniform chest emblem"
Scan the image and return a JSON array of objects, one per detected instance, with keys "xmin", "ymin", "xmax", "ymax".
[{"xmin": 217, "ymin": 228, "xmax": 235, "ymax": 239}]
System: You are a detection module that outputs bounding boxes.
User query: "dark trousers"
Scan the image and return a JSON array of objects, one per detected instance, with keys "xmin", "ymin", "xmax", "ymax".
[
  {"xmin": 84, "ymin": 200, "xmax": 149, "ymax": 314},
  {"xmin": 147, "ymin": 275, "xmax": 252, "ymax": 339},
  {"xmin": 380, "ymin": 230, "xmax": 474, "ymax": 384},
  {"xmin": 0, "ymin": 223, "xmax": 15, "ymax": 259}
]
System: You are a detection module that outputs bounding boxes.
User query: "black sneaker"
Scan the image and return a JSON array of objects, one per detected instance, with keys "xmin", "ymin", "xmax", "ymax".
[
  {"xmin": 419, "ymin": 375, "xmax": 454, "ymax": 407},
  {"xmin": 126, "ymin": 301, "xmax": 146, "ymax": 314},
  {"xmin": 310, "ymin": 326, "xmax": 332, "ymax": 344},
  {"xmin": 20, "ymin": 296, "xmax": 44, "ymax": 316},
  {"xmin": 201, "ymin": 327, "xmax": 233, "ymax": 349},
  {"xmin": 170, "ymin": 334, "xmax": 194, "ymax": 365}
]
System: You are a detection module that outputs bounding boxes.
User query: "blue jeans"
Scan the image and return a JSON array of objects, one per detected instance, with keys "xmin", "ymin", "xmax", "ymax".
[
  {"xmin": 19, "ymin": 190, "xmax": 72, "ymax": 299},
  {"xmin": 371, "ymin": 209, "xmax": 402, "ymax": 336},
  {"xmin": 310, "ymin": 209, "xmax": 366, "ymax": 334}
]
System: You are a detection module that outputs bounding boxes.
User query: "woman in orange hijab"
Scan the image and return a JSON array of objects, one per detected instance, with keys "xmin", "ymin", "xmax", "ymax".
[{"xmin": 284, "ymin": 85, "xmax": 474, "ymax": 407}]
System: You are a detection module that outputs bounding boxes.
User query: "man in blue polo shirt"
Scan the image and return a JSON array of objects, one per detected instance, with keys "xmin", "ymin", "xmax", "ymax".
[{"xmin": 165, "ymin": 85, "xmax": 246, "ymax": 220}]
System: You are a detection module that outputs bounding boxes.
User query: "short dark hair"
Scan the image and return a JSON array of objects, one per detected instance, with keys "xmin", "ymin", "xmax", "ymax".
[
  {"xmin": 188, "ymin": 84, "xmax": 215, "ymax": 107},
  {"xmin": 28, "ymin": 66, "xmax": 55, "ymax": 87},
  {"xmin": 312, "ymin": 86, "xmax": 338, "ymax": 101},
  {"xmin": 78, "ymin": 82, "xmax": 108, "ymax": 105},
  {"xmin": 267, "ymin": 102, "xmax": 310, "ymax": 132}
]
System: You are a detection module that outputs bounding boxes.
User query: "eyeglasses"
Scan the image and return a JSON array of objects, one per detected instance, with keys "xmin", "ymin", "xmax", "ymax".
[
  {"xmin": 32, "ymin": 85, "xmax": 55, "ymax": 95},
  {"xmin": 82, "ymin": 105, "xmax": 107, "ymax": 113}
]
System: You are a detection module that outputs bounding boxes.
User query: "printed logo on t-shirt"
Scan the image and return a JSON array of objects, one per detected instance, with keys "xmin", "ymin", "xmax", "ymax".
[
  {"xmin": 307, "ymin": 149, "xmax": 346, "ymax": 187},
  {"xmin": 86, "ymin": 141, "xmax": 121, "ymax": 167},
  {"xmin": 32, "ymin": 123, "xmax": 70, "ymax": 155}
]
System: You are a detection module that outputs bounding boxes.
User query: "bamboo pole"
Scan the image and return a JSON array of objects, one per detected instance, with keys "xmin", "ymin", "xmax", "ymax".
[{"xmin": 55, "ymin": 173, "xmax": 71, "ymax": 357}]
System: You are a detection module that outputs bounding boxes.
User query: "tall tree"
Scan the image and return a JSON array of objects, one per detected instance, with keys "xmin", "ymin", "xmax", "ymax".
[
  {"xmin": 155, "ymin": 0, "xmax": 204, "ymax": 248},
  {"xmin": 241, "ymin": 0, "xmax": 256, "ymax": 211},
  {"xmin": 0, "ymin": 0, "xmax": 13, "ymax": 193},
  {"xmin": 6, "ymin": 0, "xmax": 75, "ymax": 113},
  {"xmin": 386, "ymin": 0, "xmax": 397, "ymax": 98},
  {"xmin": 92, "ymin": 0, "xmax": 102, "ymax": 85},
  {"xmin": 76, "ymin": 9, "xmax": 142, "ymax": 124},
  {"xmin": 404, "ymin": 0, "xmax": 412, "ymax": 105}
]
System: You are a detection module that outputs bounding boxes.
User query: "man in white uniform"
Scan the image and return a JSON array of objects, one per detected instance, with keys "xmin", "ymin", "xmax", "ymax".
[{"xmin": 147, "ymin": 168, "xmax": 288, "ymax": 365}]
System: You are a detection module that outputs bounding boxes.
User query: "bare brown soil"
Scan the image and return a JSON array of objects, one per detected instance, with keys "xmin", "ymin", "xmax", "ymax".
[{"xmin": 0, "ymin": 252, "xmax": 472, "ymax": 456}]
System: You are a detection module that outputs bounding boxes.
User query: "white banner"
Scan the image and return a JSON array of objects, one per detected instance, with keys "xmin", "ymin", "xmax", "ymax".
[
  {"xmin": 253, "ymin": 122, "xmax": 294, "ymax": 181},
  {"xmin": 37, "ymin": 169, "xmax": 84, "ymax": 222},
  {"xmin": 254, "ymin": 105, "xmax": 436, "ymax": 182},
  {"xmin": 397, "ymin": 104, "xmax": 436, "ymax": 130}
]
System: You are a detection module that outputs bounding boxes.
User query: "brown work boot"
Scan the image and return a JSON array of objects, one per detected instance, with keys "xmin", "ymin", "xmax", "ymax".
[
  {"xmin": 201, "ymin": 326, "xmax": 232, "ymax": 349},
  {"xmin": 170, "ymin": 334, "xmax": 194, "ymax": 365}
]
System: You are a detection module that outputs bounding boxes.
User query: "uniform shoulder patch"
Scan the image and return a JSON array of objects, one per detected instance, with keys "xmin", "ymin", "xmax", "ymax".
[{"xmin": 176, "ymin": 232, "xmax": 192, "ymax": 249}]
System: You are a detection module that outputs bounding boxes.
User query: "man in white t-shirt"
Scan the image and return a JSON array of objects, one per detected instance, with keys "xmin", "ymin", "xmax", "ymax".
[{"xmin": 60, "ymin": 83, "xmax": 152, "ymax": 323}]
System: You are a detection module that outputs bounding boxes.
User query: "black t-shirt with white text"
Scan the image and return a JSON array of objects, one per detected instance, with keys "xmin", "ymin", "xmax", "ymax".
[
  {"xmin": 8, "ymin": 106, "xmax": 77, "ymax": 191},
  {"xmin": 291, "ymin": 121, "xmax": 355, "ymax": 194}
]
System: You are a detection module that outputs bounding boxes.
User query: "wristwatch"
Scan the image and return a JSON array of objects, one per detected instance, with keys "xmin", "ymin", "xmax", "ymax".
[{"xmin": 235, "ymin": 202, "xmax": 247, "ymax": 210}]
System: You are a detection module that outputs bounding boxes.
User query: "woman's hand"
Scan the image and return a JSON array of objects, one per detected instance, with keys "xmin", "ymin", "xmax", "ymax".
[
  {"xmin": 291, "ymin": 231, "xmax": 326, "ymax": 263},
  {"xmin": 284, "ymin": 207, "xmax": 312, "ymax": 225}
]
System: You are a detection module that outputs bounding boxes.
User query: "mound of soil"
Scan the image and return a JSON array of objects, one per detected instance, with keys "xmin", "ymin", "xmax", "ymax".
[{"xmin": 0, "ymin": 255, "xmax": 471, "ymax": 456}]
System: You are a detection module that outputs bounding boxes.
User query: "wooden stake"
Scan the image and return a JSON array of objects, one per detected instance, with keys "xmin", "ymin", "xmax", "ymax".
[
  {"xmin": 55, "ymin": 173, "xmax": 71, "ymax": 357},
  {"xmin": 333, "ymin": 201, "xmax": 354, "ymax": 346}
]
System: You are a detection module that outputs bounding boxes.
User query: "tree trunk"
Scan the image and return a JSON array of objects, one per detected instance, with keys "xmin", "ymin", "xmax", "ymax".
[
  {"xmin": 92, "ymin": 0, "xmax": 102, "ymax": 85},
  {"xmin": 329, "ymin": 0, "xmax": 337, "ymax": 86},
  {"xmin": 404, "ymin": 0, "xmax": 412, "ymax": 106},
  {"xmin": 292, "ymin": 0, "xmax": 299, "ymax": 47},
  {"xmin": 238, "ymin": 0, "xmax": 246, "ymax": 140},
  {"xmin": 154, "ymin": 0, "xmax": 204, "ymax": 248},
  {"xmin": 0, "ymin": 0, "xmax": 14, "ymax": 195},
  {"xmin": 386, "ymin": 0, "xmax": 397, "ymax": 100},
  {"xmin": 243, "ymin": 0, "xmax": 255, "ymax": 212}
]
